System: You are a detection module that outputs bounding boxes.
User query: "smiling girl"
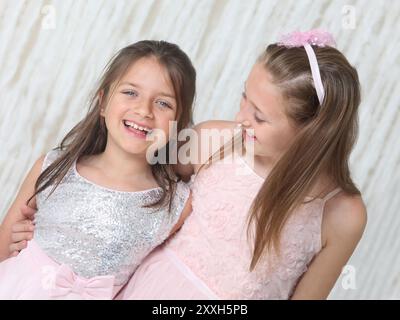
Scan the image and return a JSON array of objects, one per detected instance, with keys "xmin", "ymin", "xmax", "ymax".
[{"xmin": 0, "ymin": 40, "xmax": 196, "ymax": 299}]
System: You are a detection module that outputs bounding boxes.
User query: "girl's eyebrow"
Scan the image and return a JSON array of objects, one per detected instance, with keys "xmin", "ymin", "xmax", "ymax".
[
  {"xmin": 119, "ymin": 81, "xmax": 176, "ymax": 100},
  {"xmin": 158, "ymin": 92, "xmax": 176, "ymax": 100},
  {"xmin": 119, "ymin": 81, "xmax": 139, "ymax": 88}
]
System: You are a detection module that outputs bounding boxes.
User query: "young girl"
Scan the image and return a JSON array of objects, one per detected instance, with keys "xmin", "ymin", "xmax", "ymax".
[
  {"xmin": 9, "ymin": 30, "xmax": 367, "ymax": 300},
  {"xmin": 114, "ymin": 30, "xmax": 367, "ymax": 300},
  {"xmin": 0, "ymin": 40, "xmax": 196, "ymax": 299}
]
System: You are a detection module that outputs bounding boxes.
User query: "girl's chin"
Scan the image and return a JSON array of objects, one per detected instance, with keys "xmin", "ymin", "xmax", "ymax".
[
  {"xmin": 118, "ymin": 140, "xmax": 150, "ymax": 156},
  {"xmin": 243, "ymin": 143, "xmax": 265, "ymax": 157}
]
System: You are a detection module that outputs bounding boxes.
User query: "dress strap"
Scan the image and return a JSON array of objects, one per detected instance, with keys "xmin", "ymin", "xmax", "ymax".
[
  {"xmin": 42, "ymin": 149, "xmax": 63, "ymax": 173},
  {"xmin": 322, "ymin": 188, "xmax": 341, "ymax": 202}
]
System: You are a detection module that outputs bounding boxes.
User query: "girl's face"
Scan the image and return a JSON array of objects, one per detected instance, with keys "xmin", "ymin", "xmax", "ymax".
[
  {"xmin": 235, "ymin": 63, "xmax": 299, "ymax": 164},
  {"xmin": 101, "ymin": 56, "xmax": 177, "ymax": 156}
]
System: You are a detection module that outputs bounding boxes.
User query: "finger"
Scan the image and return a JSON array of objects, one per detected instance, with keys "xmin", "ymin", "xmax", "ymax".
[
  {"xmin": 10, "ymin": 251, "xmax": 19, "ymax": 257},
  {"xmin": 18, "ymin": 219, "xmax": 34, "ymax": 227},
  {"xmin": 9, "ymin": 240, "xmax": 27, "ymax": 253},
  {"xmin": 11, "ymin": 231, "xmax": 33, "ymax": 243},
  {"xmin": 20, "ymin": 205, "xmax": 37, "ymax": 219},
  {"xmin": 11, "ymin": 222, "xmax": 34, "ymax": 233},
  {"xmin": 9, "ymin": 244, "xmax": 18, "ymax": 254},
  {"xmin": 21, "ymin": 206, "xmax": 37, "ymax": 219}
]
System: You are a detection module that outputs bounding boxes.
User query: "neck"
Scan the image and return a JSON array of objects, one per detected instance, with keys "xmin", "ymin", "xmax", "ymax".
[
  {"xmin": 250, "ymin": 153, "xmax": 279, "ymax": 179},
  {"xmin": 97, "ymin": 143, "xmax": 153, "ymax": 181},
  {"xmin": 308, "ymin": 173, "xmax": 336, "ymax": 198}
]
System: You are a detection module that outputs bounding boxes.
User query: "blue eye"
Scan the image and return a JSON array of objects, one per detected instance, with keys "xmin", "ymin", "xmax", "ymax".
[
  {"xmin": 123, "ymin": 90, "xmax": 138, "ymax": 97},
  {"xmin": 157, "ymin": 100, "xmax": 172, "ymax": 109}
]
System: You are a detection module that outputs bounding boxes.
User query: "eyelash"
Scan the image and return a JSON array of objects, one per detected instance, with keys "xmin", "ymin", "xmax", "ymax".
[
  {"xmin": 157, "ymin": 101, "xmax": 172, "ymax": 109},
  {"xmin": 242, "ymin": 91, "xmax": 266, "ymax": 123},
  {"xmin": 254, "ymin": 114, "xmax": 265, "ymax": 123},
  {"xmin": 123, "ymin": 90, "xmax": 138, "ymax": 97},
  {"xmin": 122, "ymin": 90, "xmax": 172, "ymax": 109}
]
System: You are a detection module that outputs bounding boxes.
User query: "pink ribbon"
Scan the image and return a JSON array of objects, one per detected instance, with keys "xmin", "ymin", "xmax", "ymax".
[
  {"xmin": 49, "ymin": 264, "xmax": 115, "ymax": 300},
  {"xmin": 277, "ymin": 29, "xmax": 337, "ymax": 106}
]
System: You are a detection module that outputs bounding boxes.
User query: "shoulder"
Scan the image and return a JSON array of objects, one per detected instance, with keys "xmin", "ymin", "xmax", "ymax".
[
  {"xmin": 193, "ymin": 120, "xmax": 239, "ymax": 148},
  {"xmin": 31, "ymin": 154, "xmax": 46, "ymax": 175},
  {"xmin": 43, "ymin": 148, "xmax": 63, "ymax": 164},
  {"xmin": 34, "ymin": 154, "xmax": 46, "ymax": 167},
  {"xmin": 189, "ymin": 121, "xmax": 239, "ymax": 171},
  {"xmin": 322, "ymin": 192, "xmax": 367, "ymax": 247},
  {"xmin": 193, "ymin": 120, "xmax": 238, "ymax": 132}
]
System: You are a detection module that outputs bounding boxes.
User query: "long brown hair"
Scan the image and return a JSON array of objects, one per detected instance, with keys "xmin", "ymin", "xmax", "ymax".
[
  {"xmin": 29, "ymin": 40, "xmax": 196, "ymax": 210},
  {"xmin": 247, "ymin": 44, "xmax": 361, "ymax": 270}
]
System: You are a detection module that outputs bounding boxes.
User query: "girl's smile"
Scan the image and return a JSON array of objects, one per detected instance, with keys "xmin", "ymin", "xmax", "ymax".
[
  {"xmin": 243, "ymin": 128, "xmax": 256, "ymax": 142},
  {"xmin": 122, "ymin": 119, "xmax": 153, "ymax": 140}
]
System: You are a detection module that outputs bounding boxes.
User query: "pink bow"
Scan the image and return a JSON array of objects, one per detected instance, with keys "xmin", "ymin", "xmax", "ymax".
[{"xmin": 49, "ymin": 264, "xmax": 115, "ymax": 300}]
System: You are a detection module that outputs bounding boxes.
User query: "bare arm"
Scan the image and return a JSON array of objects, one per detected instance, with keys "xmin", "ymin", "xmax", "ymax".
[
  {"xmin": 290, "ymin": 194, "xmax": 367, "ymax": 299},
  {"xmin": 173, "ymin": 120, "xmax": 238, "ymax": 179},
  {"xmin": 0, "ymin": 156, "xmax": 44, "ymax": 261}
]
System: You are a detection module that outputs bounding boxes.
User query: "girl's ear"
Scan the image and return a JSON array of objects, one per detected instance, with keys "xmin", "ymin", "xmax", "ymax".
[{"xmin": 99, "ymin": 90, "xmax": 105, "ymax": 116}]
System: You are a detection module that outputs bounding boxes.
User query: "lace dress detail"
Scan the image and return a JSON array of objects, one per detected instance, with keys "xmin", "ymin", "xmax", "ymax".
[{"xmin": 165, "ymin": 153, "xmax": 340, "ymax": 299}]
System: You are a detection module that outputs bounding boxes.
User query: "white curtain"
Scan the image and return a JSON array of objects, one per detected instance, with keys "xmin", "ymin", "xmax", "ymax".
[{"xmin": 0, "ymin": 0, "xmax": 399, "ymax": 299}]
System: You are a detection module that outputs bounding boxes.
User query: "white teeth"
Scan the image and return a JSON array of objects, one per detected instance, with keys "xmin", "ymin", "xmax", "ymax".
[{"xmin": 124, "ymin": 120, "xmax": 152, "ymax": 133}]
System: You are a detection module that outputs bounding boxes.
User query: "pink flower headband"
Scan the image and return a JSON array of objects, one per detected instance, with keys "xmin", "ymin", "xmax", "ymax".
[{"xmin": 277, "ymin": 30, "xmax": 336, "ymax": 105}]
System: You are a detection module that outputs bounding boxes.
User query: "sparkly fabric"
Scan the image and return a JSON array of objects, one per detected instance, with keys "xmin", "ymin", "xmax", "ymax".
[{"xmin": 34, "ymin": 150, "xmax": 189, "ymax": 286}]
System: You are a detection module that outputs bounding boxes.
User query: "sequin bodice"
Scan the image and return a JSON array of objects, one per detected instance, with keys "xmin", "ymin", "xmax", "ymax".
[{"xmin": 34, "ymin": 150, "xmax": 189, "ymax": 286}]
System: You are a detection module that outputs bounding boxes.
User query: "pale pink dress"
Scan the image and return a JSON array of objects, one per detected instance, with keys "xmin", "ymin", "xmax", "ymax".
[{"xmin": 118, "ymin": 153, "xmax": 341, "ymax": 300}]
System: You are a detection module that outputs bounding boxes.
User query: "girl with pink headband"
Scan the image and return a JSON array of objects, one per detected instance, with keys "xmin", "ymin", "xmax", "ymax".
[{"xmin": 8, "ymin": 30, "xmax": 367, "ymax": 299}]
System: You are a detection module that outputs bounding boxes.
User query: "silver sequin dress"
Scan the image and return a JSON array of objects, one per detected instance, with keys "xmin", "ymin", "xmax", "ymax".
[{"xmin": 34, "ymin": 150, "xmax": 190, "ymax": 287}]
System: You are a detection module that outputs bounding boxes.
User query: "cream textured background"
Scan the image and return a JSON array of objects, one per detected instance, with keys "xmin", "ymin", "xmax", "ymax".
[{"xmin": 0, "ymin": 0, "xmax": 399, "ymax": 299}]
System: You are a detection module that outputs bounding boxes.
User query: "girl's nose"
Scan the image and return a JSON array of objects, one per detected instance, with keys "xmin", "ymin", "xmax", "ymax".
[
  {"xmin": 236, "ymin": 115, "xmax": 251, "ymax": 127},
  {"xmin": 135, "ymin": 102, "xmax": 153, "ymax": 119},
  {"xmin": 235, "ymin": 102, "xmax": 252, "ymax": 127}
]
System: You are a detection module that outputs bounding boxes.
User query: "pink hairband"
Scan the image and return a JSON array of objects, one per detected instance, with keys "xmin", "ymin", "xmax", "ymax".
[{"xmin": 277, "ymin": 30, "xmax": 336, "ymax": 105}]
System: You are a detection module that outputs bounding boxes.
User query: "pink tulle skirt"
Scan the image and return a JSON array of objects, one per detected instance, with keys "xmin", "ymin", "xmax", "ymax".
[
  {"xmin": 116, "ymin": 246, "xmax": 219, "ymax": 300},
  {"xmin": 0, "ymin": 239, "xmax": 119, "ymax": 300}
]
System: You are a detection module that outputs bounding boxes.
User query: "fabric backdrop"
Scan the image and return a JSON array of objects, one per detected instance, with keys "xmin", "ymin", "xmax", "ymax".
[{"xmin": 0, "ymin": 0, "xmax": 399, "ymax": 299}]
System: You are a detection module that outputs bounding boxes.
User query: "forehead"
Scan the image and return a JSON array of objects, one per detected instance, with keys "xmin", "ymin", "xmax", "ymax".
[
  {"xmin": 120, "ymin": 57, "xmax": 175, "ymax": 94},
  {"xmin": 246, "ymin": 63, "xmax": 285, "ymax": 119}
]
